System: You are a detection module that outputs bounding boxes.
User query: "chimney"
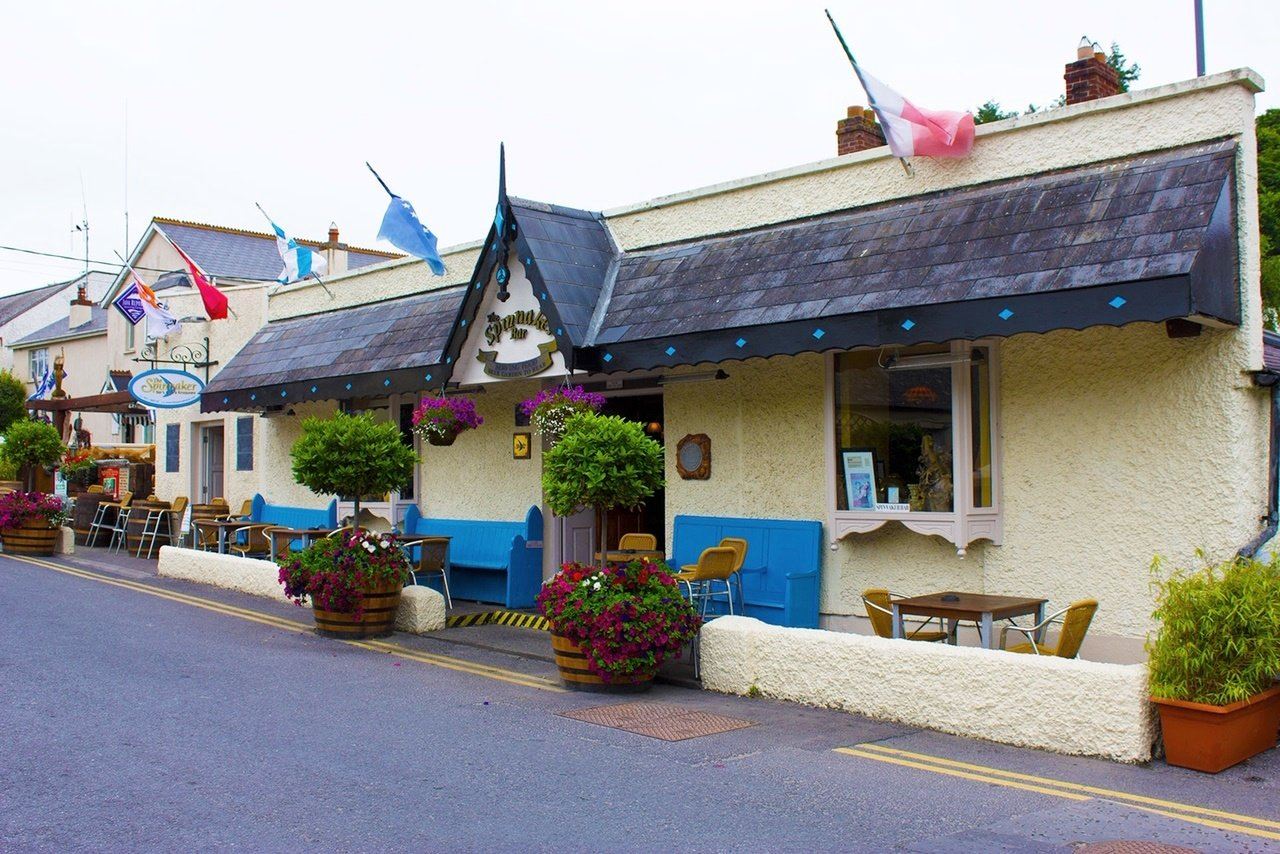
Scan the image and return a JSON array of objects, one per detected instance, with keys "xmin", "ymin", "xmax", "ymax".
[
  {"xmin": 836, "ymin": 106, "xmax": 886, "ymax": 155},
  {"xmin": 1064, "ymin": 37, "xmax": 1121, "ymax": 106},
  {"xmin": 68, "ymin": 277, "xmax": 94, "ymax": 329},
  {"xmin": 325, "ymin": 221, "xmax": 348, "ymax": 276}
]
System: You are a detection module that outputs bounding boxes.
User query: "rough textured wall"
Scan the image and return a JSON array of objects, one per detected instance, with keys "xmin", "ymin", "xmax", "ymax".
[
  {"xmin": 419, "ymin": 380, "xmax": 543, "ymax": 522},
  {"xmin": 700, "ymin": 616, "xmax": 1156, "ymax": 763},
  {"xmin": 16, "ymin": 333, "xmax": 115, "ymax": 441}
]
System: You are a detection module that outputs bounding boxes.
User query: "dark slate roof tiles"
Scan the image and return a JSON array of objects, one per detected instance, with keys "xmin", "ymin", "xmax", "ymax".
[{"xmin": 155, "ymin": 221, "xmax": 398, "ymax": 282}]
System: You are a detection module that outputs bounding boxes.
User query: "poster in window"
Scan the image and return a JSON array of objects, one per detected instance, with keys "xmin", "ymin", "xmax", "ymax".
[{"xmin": 842, "ymin": 449, "xmax": 878, "ymax": 510}]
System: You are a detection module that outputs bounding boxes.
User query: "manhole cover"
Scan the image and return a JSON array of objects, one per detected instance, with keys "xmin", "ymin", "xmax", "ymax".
[
  {"xmin": 1075, "ymin": 842, "xmax": 1199, "ymax": 854},
  {"xmin": 560, "ymin": 701, "xmax": 755, "ymax": 741}
]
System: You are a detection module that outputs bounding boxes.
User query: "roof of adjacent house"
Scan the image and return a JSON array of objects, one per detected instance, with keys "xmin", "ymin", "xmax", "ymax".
[
  {"xmin": 0, "ymin": 281, "xmax": 68, "ymax": 327},
  {"xmin": 12, "ymin": 305, "xmax": 108, "ymax": 348}
]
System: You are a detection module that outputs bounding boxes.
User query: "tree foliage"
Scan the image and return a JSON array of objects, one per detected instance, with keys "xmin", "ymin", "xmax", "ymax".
[
  {"xmin": 1, "ymin": 419, "xmax": 66, "ymax": 490},
  {"xmin": 290, "ymin": 412, "xmax": 418, "ymax": 523},
  {"xmin": 974, "ymin": 42, "xmax": 1139, "ymax": 124},
  {"xmin": 1258, "ymin": 109, "xmax": 1280, "ymax": 325},
  {"xmin": 0, "ymin": 370, "xmax": 28, "ymax": 434}
]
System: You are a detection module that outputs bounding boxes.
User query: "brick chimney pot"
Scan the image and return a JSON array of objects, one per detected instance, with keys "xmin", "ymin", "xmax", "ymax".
[
  {"xmin": 836, "ymin": 106, "xmax": 886, "ymax": 155},
  {"xmin": 1064, "ymin": 45, "xmax": 1121, "ymax": 106}
]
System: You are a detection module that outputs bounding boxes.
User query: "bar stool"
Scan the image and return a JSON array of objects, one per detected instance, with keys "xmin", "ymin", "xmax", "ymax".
[
  {"xmin": 87, "ymin": 491, "xmax": 132, "ymax": 547},
  {"xmin": 138, "ymin": 496, "xmax": 187, "ymax": 559},
  {"xmin": 107, "ymin": 499, "xmax": 136, "ymax": 554}
]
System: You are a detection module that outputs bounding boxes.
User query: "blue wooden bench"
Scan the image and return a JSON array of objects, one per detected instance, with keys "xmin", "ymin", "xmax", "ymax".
[
  {"xmin": 401, "ymin": 506, "xmax": 544, "ymax": 609},
  {"xmin": 671, "ymin": 514, "xmax": 822, "ymax": 628},
  {"xmin": 250, "ymin": 494, "xmax": 338, "ymax": 529}
]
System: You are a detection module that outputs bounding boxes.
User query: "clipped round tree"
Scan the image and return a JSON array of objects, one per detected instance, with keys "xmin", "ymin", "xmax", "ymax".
[
  {"xmin": 0, "ymin": 370, "xmax": 28, "ymax": 435},
  {"xmin": 542, "ymin": 411, "xmax": 665, "ymax": 568},
  {"xmin": 1, "ymin": 419, "xmax": 66, "ymax": 491},
  {"xmin": 290, "ymin": 412, "xmax": 418, "ymax": 526}
]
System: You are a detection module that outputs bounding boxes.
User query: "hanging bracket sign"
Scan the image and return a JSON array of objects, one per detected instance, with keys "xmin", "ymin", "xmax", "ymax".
[
  {"xmin": 112, "ymin": 283, "xmax": 146, "ymax": 325},
  {"xmin": 128, "ymin": 368, "xmax": 205, "ymax": 409}
]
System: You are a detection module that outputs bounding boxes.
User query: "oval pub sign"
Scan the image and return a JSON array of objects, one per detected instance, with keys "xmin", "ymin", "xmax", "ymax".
[{"xmin": 129, "ymin": 369, "xmax": 205, "ymax": 409}]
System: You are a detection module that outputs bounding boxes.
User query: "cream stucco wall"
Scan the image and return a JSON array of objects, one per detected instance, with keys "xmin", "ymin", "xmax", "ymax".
[{"xmin": 13, "ymin": 331, "xmax": 115, "ymax": 440}]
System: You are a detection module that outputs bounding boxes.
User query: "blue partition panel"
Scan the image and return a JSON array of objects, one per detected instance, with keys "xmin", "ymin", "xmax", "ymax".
[
  {"xmin": 250, "ymin": 494, "xmax": 338, "ymax": 528},
  {"xmin": 402, "ymin": 505, "xmax": 544, "ymax": 609},
  {"xmin": 671, "ymin": 515, "xmax": 823, "ymax": 628}
]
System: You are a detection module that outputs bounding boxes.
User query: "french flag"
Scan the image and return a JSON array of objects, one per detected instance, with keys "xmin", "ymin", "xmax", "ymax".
[{"xmin": 856, "ymin": 65, "xmax": 975, "ymax": 159}]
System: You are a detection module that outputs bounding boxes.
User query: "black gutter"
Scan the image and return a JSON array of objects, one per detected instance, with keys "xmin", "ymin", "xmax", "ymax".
[{"xmin": 1239, "ymin": 368, "xmax": 1280, "ymax": 558}]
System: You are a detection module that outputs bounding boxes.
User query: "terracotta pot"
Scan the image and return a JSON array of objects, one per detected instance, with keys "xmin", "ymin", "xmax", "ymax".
[
  {"xmin": 2, "ymin": 518, "xmax": 60, "ymax": 556},
  {"xmin": 312, "ymin": 576, "xmax": 403, "ymax": 639},
  {"xmin": 427, "ymin": 430, "xmax": 458, "ymax": 447},
  {"xmin": 1153, "ymin": 683, "xmax": 1280, "ymax": 773},
  {"xmin": 550, "ymin": 630, "xmax": 654, "ymax": 693}
]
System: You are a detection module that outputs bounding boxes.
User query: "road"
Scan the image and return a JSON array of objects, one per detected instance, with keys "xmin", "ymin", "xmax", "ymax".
[{"xmin": 2, "ymin": 552, "xmax": 1279, "ymax": 852}]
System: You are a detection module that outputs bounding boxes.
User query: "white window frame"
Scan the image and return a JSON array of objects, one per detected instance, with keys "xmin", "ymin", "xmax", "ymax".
[
  {"xmin": 28, "ymin": 348, "xmax": 49, "ymax": 383},
  {"xmin": 824, "ymin": 339, "xmax": 1002, "ymax": 556}
]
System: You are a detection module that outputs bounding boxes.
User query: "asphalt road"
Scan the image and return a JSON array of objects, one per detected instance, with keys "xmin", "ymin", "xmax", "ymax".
[{"xmin": 2, "ymin": 553, "xmax": 1279, "ymax": 853}]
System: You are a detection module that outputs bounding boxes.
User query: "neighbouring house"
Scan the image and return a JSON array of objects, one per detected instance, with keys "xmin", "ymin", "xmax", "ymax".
[
  {"xmin": 185, "ymin": 48, "xmax": 1265, "ymax": 661},
  {"xmin": 0, "ymin": 271, "xmax": 113, "ymax": 373}
]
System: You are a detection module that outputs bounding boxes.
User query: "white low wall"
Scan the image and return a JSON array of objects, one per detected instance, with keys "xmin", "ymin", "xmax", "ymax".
[{"xmin": 700, "ymin": 616, "xmax": 1157, "ymax": 763}]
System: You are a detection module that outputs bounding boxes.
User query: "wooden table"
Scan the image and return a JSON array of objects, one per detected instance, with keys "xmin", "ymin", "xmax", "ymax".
[
  {"xmin": 594, "ymin": 549, "xmax": 666, "ymax": 564},
  {"xmin": 268, "ymin": 527, "xmax": 337, "ymax": 561},
  {"xmin": 193, "ymin": 518, "xmax": 269, "ymax": 555},
  {"xmin": 891, "ymin": 592, "xmax": 1048, "ymax": 650}
]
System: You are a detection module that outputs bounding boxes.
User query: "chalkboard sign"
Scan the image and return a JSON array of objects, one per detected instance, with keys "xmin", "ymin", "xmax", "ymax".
[
  {"xmin": 165, "ymin": 424, "xmax": 180, "ymax": 473},
  {"xmin": 236, "ymin": 417, "xmax": 254, "ymax": 471}
]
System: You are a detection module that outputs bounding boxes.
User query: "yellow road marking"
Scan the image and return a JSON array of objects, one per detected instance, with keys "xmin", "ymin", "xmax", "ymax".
[
  {"xmin": 7, "ymin": 554, "xmax": 565, "ymax": 693},
  {"xmin": 837, "ymin": 743, "xmax": 1280, "ymax": 842}
]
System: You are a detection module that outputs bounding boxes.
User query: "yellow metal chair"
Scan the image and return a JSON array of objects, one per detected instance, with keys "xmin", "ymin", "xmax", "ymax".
[
  {"xmin": 674, "ymin": 546, "xmax": 738, "ymax": 616},
  {"xmin": 718, "ymin": 537, "xmax": 749, "ymax": 615},
  {"xmin": 87, "ymin": 484, "xmax": 103, "ymax": 493},
  {"xmin": 87, "ymin": 490, "xmax": 132, "ymax": 547},
  {"xmin": 234, "ymin": 499, "xmax": 253, "ymax": 520},
  {"xmin": 618, "ymin": 533, "xmax": 657, "ymax": 551},
  {"xmin": 861, "ymin": 588, "xmax": 949, "ymax": 642},
  {"xmin": 138, "ymin": 496, "xmax": 187, "ymax": 559},
  {"xmin": 399, "ymin": 536, "xmax": 452, "ymax": 609},
  {"xmin": 1000, "ymin": 600, "xmax": 1098, "ymax": 658},
  {"xmin": 227, "ymin": 523, "xmax": 271, "ymax": 558}
]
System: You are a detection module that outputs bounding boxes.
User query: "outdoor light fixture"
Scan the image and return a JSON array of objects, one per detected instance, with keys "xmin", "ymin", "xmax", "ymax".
[
  {"xmin": 884, "ymin": 351, "xmax": 983, "ymax": 372},
  {"xmin": 657, "ymin": 370, "xmax": 729, "ymax": 385},
  {"xmin": 644, "ymin": 421, "xmax": 663, "ymax": 435}
]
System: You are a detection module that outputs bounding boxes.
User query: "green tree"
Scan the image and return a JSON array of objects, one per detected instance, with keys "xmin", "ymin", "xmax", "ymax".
[
  {"xmin": 976, "ymin": 42, "xmax": 1138, "ymax": 124},
  {"xmin": 1, "ymin": 419, "xmax": 66, "ymax": 490},
  {"xmin": 973, "ymin": 100, "xmax": 1018, "ymax": 125},
  {"xmin": 542, "ymin": 412, "xmax": 665, "ymax": 569},
  {"xmin": 1258, "ymin": 109, "xmax": 1280, "ymax": 325},
  {"xmin": 290, "ymin": 412, "xmax": 418, "ymax": 525},
  {"xmin": 0, "ymin": 370, "xmax": 28, "ymax": 434},
  {"xmin": 1106, "ymin": 41, "xmax": 1141, "ymax": 92}
]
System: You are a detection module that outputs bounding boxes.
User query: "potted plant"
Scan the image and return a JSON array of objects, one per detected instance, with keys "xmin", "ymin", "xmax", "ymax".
[
  {"xmin": 411, "ymin": 395, "xmax": 483, "ymax": 446},
  {"xmin": 538, "ymin": 558, "xmax": 701, "ymax": 691},
  {"xmin": 283, "ymin": 412, "xmax": 419, "ymax": 637},
  {"xmin": 520, "ymin": 385, "xmax": 607, "ymax": 445},
  {"xmin": 60, "ymin": 448, "xmax": 97, "ymax": 493},
  {"xmin": 1147, "ymin": 553, "xmax": 1280, "ymax": 772},
  {"xmin": 1, "ymin": 419, "xmax": 66, "ymax": 491},
  {"xmin": 0, "ymin": 490, "xmax": 69, "ymax": 555}
]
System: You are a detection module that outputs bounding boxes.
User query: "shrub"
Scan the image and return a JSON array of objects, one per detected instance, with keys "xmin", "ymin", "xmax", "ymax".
[
  {"xmin": 0, "ymin": 491, "xmax": 69, "ymax": 529},
  {"xmin": 278, "ymin": 529, "xmax": 410, "ymax": 616},
  {"xmin": 519, "ymin": 385, "xmax": 606, "ymax": 443},
  {"xmin": 1147, "ymin": 553, "xmax": 1280, "ymax": 706},
  {"xmin": 537, "ymin": 559, "xmax": 701, "ymax": 682},
  {"xmin": 542, "ymin": 412, "xmax": 664, "ymax": 567},
  {"xmin": 411, "ymin": 395, "xmax": 483, "ymax": 444},
  {"xmin": 0, "ymin": 370, "xmax": 27, "ymax": 434},
  {"xmin": 290, "ymin": 412, "xmax": 418, "ymax": 523},
  {"xmin": 1, "ymin": 419, "xmax": 66, "ymax": 490}
]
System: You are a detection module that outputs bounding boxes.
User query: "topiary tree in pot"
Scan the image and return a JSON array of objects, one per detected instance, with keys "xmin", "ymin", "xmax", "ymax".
[
  {"xmin": 281, "ymin": 412, "xmax": 420, "ymax": 639},
  {"xmin": 1, "ymin": 419, "xmax": 66, "ymax": 491}
]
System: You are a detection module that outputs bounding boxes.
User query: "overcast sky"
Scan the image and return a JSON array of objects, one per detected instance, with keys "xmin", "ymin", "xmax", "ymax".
[{"xmin": 1, "ymin": 0, "xmax": 1275, "ymax": 295}]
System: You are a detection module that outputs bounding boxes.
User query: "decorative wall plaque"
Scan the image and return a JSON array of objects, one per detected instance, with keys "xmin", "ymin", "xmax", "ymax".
[{"xmin": 676, "ymin": 433, "xmax": 711, "ymax": 480}]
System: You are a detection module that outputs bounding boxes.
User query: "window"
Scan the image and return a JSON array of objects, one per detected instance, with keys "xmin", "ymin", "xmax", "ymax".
[
  {"xmin": 165, "ymin": 424, "xmax": 180, "ymax": 473},
  {"xmin": 125, "ymin": 321, "xmax": 136, "ymax": 352},
  {"xmin": 28, "ymin": 348, "xmax": 48, "ymax": 383},
  {"xmin": 235, "ymin": 417, "xmax": 254, "ymax": 471},
  {"xmin": 827, "ymin": 342, "xmax": 1000, "ymax": 554}
]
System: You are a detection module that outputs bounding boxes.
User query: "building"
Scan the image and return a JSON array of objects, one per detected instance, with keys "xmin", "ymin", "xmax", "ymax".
[
  {"xmin": 0, "ymin": 271, "xmax": 112, "ymax": 373},
  {"xmin": 186, "ymin": 49, "xmax": 1266, "ymax": 658}
]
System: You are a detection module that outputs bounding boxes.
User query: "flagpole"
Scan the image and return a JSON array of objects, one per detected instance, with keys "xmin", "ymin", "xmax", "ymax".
[
  {"xmin": 366, "ymin": 162, "xmax": 396, "ymax": 198},
  {"xmin": 824, "ymin": 9, "xmax": 914, "ymax": 177},
  {"xmin": 153, "ymin": 224, "xmax": 240, "ymax": 319}
]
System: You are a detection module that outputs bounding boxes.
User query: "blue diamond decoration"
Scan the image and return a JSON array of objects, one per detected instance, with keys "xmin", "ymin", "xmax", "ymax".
[
  {"xmin": 446, "ymin": 356, "xmax": 453, "ymax": 364},
  {"xmin": 250, "ymin": 393, "xmax": 256, "ymax": 401},
  {"xmin": 345, "ymin": 383, "xmax": 352, "ymax": 391},
  {"xmin": 281, "ymin": 390, "xmax": 287, "ymax": 398},
  {"xmin": 424, "ymin": 373, "xmax": 432, "ymax": 382},
  {"xmin": 603, "ymin": 352, "xmax": 613, "ymax": 363},
  {"xmin": 665, "ymin": 346, "xmax": 676, "ymax": 356},
  {"xmin": 812, "ymin": 328, "xmax": 826, "ymax": 340},
  {"xmin": 525, "ymin": 257, "xmax": 532, "ymax": 266},
  {"xmin": 461, "ymin": 319, "xmax": 467, "ymax": 327},
  {"xmin": 383, "ymin": 379, "xmax": 391, "ymax": 387},
  {"xmin": 310, "ymin": 386, "xmax": 317, "ymax": 393},
  {"xmin": 901, "ymin": 319, "xmax": 916, "ymax": 331},
  {"xmin": 541, "ymin": 292, "xmax": 547, "ymax": 301},
  {"xmin": 555, "ymin": 328, "xmax": 563, "ymax": 336},
  {"xmin": 735, "ymin": 338, "xmax": 747, "ymax": 348},
  {"xmin": 475, "ymin": 282, "xmax": 482, "ymax": 290},
  {"xmin": 1109, "ymin": 296, "xmax": 1127, "ymax": 308},
  {"xmin": 222, "ymin": 397, "xmax": 229, "ymax": 404},
  {"xmin": 998, "ymin": 308, "xmax": 1014, "ymax": 320}
]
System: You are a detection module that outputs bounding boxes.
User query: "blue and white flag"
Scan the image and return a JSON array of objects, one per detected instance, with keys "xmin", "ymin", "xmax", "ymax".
[
  {"xmin": 30, "ymin": 368, "xmax": 54, "ymax": 401},
  {"xmin": 266, "ymin": 216, "xmax": 327, "ymax": 284}
]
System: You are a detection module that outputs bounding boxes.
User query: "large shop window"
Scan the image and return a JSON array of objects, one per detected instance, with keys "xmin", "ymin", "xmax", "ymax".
[{"xmin": 827, "ymin": 342, "xmax": 1000, "ymax": 554}]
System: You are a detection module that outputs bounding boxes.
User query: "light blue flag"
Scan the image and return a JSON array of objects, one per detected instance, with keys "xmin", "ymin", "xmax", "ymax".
[
  {"xmin": 258, "ymin": 205, "xmax": 327, "ymax": 284},
  {"xmin": 378, "ymin": 196, "xmax": 446, "ymax": 276}
]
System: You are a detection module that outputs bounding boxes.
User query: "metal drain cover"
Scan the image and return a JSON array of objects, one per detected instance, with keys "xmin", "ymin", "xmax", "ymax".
[
  {"xmin": 560, "ymin": 701, "xmax": 755, "ymax": 741},
  {"xmin": 1075, "ymin": 842, "xmax": 1199, "ymax": 854}
]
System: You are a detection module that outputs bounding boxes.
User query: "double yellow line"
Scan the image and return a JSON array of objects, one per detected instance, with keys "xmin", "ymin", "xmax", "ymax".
[
  {"xmin": 837, "ymin": 742, "xmax": 1280, "ymax": 841},
  {"xmin": 7, "ymin": 554, "xmax": 565, "ymax": 693}
]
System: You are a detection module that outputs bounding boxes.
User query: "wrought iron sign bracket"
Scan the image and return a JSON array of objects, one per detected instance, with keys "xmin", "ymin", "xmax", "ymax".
[{"xmin": 132, "ymin": 336, "xmax": 219, "ymax": 382}]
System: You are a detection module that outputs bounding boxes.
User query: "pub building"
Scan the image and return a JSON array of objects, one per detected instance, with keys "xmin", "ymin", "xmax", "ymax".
[{"xmin": 181, "ymin": 52, "xmax": 1269, "ymax": 661}]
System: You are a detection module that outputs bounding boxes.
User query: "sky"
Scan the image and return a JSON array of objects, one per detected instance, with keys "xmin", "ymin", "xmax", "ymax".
[{"xmin": 1, "ymin": 0, "xmax": 1275, "ymax": 295}]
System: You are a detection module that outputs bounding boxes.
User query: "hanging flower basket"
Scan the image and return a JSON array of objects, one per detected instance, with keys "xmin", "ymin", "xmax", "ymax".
[
  {"xmin": 520, "ymin": 386, "xmax": 607, "ymax": 445},
  {"xmin": 411, "ymin": 395, "xmax": 483, "ymax": 447}
]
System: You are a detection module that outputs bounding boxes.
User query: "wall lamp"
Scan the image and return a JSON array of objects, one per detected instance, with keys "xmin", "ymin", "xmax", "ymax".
[
  {"xmin": 884, "ymin": 351, "xmax": 983, "ymax": 372},
  {"xmin": 657, "ymin": 369, "xmax": 729, "ymax": 385}
]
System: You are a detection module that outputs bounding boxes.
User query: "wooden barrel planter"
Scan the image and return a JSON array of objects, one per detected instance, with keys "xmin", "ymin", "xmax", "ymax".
[
  {"xmin": 312, "ymin": 577, "xmax": 403, "ymax": 639},
  {"xmin": 2, "ymin": 519, "xmax": 60, "ymax": 556},
  {"xmin": 125, "ymin": 500, "xmax": 171, "ymax": 555},
  {"xmin": 72, "ymin": 492, "xmax": 107, "ymax": 545},
  {"xmin": 550, "ymin": 631, "xmax": 655, "ymax": 693}
]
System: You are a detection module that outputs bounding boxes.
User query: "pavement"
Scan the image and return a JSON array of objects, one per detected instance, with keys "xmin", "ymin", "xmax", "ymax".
[{"xmin": 2, "ymin": 548, "xmax": 1279, "ymax": 852}]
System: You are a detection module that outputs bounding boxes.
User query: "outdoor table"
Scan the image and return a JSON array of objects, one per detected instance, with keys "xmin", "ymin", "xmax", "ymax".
[
  {"xmin": 268, "ymin": 527, "xmax": 337, "ymax": 561},
  {"xmin": 891, "ymin": 592, "xmax": 1048, "ymax": 650},
  {"xmin": 594, "ymin": 549, "xmax": 666, "ymax": 564},
  {"xmin": 193, "ymin": 518, "xmax": 270, "ymax": 555}
]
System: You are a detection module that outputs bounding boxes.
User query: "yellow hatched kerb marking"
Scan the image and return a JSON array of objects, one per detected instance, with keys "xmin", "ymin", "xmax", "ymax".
[
  {"xmin": 836, "ymin": 742, "xmax": 1280, "ymax": 842},
  {"xmin": 8, "ymin": 554, "xmax": 564, "ymax": 693},
  {"xmin": 446, "ymin": 610, "xmax": 550, "ymax": 631}
]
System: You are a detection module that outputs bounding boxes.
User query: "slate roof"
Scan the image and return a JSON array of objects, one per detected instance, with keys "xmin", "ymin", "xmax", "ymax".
[
  {"xmin": 203, "ymin": 287, "xmax": 464, "ymax": 410},
  {"xmin": 13, "ymin": 306, "xmax": 108, "ymax": 347},
  {"xmin": 594, "ymin": 140, "xmax": 1237, "ymax": 349},
  {"xmin": 510, "ymin": 198, "xmax": 614, "ymax": 343},
  {"xmin": 154, "ymin": 220, "xmax": 400, "ymax": 281},
  {"xmin": 0, "ymin": 282, "xmax": 69, "ymax": 327}
]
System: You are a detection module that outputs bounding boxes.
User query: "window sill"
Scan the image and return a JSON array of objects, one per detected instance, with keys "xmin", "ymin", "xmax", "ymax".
[{"xmin": 831, "ymin": 509, "xmax": 1001, "ymax": 557}]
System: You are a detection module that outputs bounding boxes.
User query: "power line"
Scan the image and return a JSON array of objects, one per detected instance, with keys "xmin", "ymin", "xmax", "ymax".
[{"xmin": 0, "ymin": 243, "xmax": 174, "ymax": 275}]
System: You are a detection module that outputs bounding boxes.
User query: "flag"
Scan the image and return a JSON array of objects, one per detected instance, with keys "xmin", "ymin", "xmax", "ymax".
[
  {"xmin": 265, "ymin": 216, "xmax": 328, "ymax": 284},
  {"xmin": 132, "ymin": 272, "xmax": 182, "ymax": 341},
  {"xmin": 367, "ymin": 164, "xmax": 446, "ymax": 276},
  {"xmin": 30, "ymin": 368, "xmax": 53, "ymax": 401},
  {"xmin": 168, "ymin": 239, "xmax": 229, "ymax": 320},
  {"xmin": 854, "ymin": 66, "xmax": 975, "ymax": 159}
]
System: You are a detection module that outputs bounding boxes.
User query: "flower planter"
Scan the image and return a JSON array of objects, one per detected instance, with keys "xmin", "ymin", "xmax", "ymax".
[
  {"xmin": 426, "ymin": 431, "xmax": 458, "ymax": 447},
  {"xmin": 312, "ymin": 577, "xmax": 403, "ymax": 639},
  {"xmin": 550, "ymin": 631, "xmax": 654, "ymax": 693},
  {"xmin": 2, "ymin": 519, "xmax": 59, "ymax": 556},
  {"xmin": 1153, "ymin": 683, "xmax": 1280, "ymax": 773}
]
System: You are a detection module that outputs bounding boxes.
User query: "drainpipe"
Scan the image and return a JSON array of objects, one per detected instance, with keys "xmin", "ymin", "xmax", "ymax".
[{"xmin": 1238, "ymin": 369, "xmax": 1280, "ymax": 558}]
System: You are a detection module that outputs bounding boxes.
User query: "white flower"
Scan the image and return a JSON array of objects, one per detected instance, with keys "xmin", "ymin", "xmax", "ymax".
[
  {"xmin": 593, "ymin": 581, "xmax": 601, "ymax": 590},
  {"xmin": 363, "ymin": 541, "xmax": 376, "ymax": 553}
]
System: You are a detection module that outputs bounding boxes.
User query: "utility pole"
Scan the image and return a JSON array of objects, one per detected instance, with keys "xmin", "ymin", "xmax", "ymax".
[{"xmin": 1194, "ymin": 0, "xmax": 1206, "ymax": 77}]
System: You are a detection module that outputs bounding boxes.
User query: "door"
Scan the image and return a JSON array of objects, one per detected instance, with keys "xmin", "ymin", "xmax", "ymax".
[
  {"xmin": 558, "ymin": 508, "xmax": 597, "ymax": 566},
  {"xmin": 199, "ymin": 425, "xmax": 225, "ymax": 503}
]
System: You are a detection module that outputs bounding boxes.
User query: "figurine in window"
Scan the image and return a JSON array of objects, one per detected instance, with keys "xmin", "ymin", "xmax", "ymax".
[{"xmin": 917, "ymin": 435, "xmax": 953, "ymax": 513}]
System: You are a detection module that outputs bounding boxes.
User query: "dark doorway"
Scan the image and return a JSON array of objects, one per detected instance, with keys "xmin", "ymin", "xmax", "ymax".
[{"xmin": 601, "ymin": 393, "xmax": 665, "ymax": 550}]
